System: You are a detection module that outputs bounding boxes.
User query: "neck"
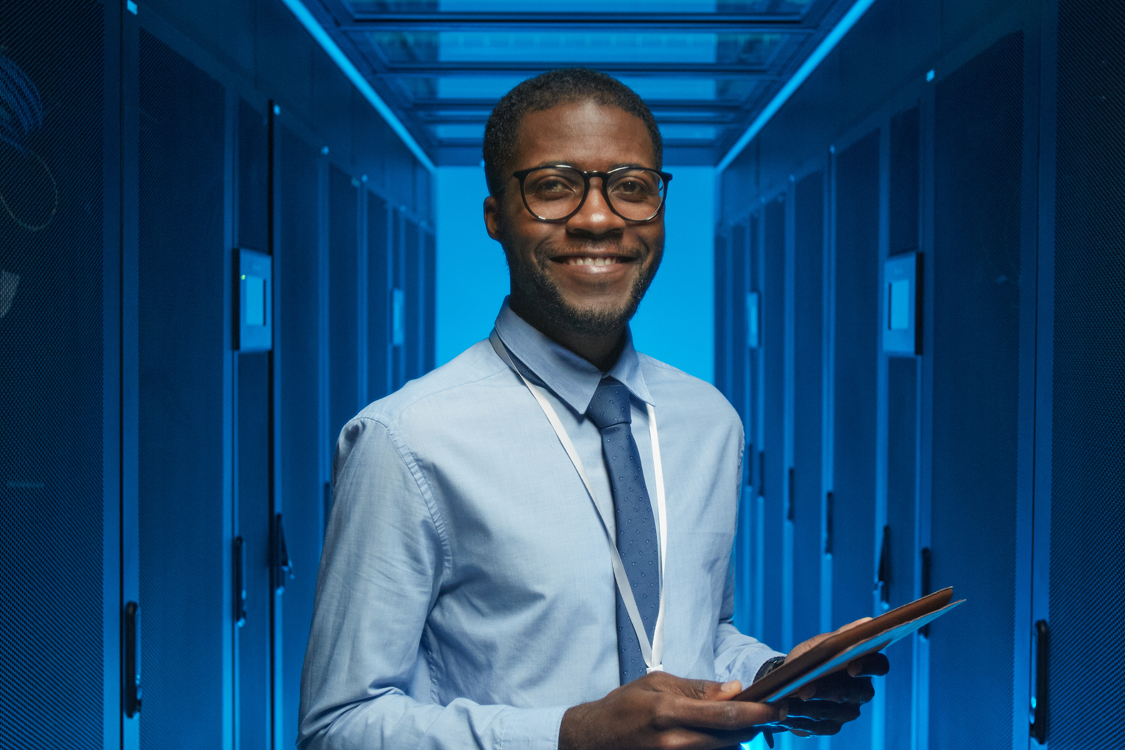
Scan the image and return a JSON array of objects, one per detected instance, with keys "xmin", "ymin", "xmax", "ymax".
[{"xmin": 509, "ymin": 296, "xmax": 626, "ymax": 372}]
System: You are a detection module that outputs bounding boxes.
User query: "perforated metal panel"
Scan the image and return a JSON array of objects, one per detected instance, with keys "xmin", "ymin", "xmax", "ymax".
[
  {"xmin": 729, "ymin": 222, "xmax": 748, "ymax": 420},
  {"xmin": 830, "ymin": 130, "xmax": 880, "ymax": 750},
  {"xmin": 760, "ymin": 197, "xmax": 786, "ymax": 651},
  {"xmin": 930, "ymin": 32, "xmax": 1023, "ymax": 750},
  {"xmin": 791, "ymin": 171, "xmax": 823, "ymax": 645},
  {"xmin": 423, "ymin": 229, "xmax": 436, "ymax": 374},
  {"xmin": 366, "ymin": 193, "xmax": 390, "ymax": 401},
  {"xmin": 277, "ymin": 123, "xmax": 323, "ymax": 750},
  {"xmin": 239, "ymin": 99, "xmax": 269, "ymax": 253},
  {"xmin": 404, "ymin": 218, "xmax": 421, "ymax": 381},
  {"xmin": 1048, "ymin": 2, "xmax": 1125, "ymax": 747},
  {"xmin": 714, "ymin": 229, "xmax": 729, "ymax": 396},
  {"xmin": 236, "ymin": 95, "xmax": 273, "ymax": 750},
  {"xmin": 0, "ymin": 2, "xmax": 105, "ymax": 746},
  {"xmin": 884, "ymin": 105, "xmax": 920, "ymax": 750},
  {"xmin": 238, "ymin": 351, "xmax": 272, "ymax": 750},
  {"xmin": 391, "ymin": 210, "xmax": 405, "ymax": 391},
  {"xmin": 329, "ymin": 165, "xmax": 359, "ymax": 441},
  {"xmin": 137, "ymin": 28, "xmax": 227, "ymax": 750},
  {"xmin": 885, "ymin": 357, "xmax": 916, "ymax": 749}
]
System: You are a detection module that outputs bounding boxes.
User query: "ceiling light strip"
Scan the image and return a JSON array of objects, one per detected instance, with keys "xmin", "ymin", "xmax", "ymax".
[
  {"xmin": 717, "ymin": 0, "xmax": 879, "ymax": 172},
  {"xmin": 279, "ymin": 0, "xmax": 436, "ymax": 172}
]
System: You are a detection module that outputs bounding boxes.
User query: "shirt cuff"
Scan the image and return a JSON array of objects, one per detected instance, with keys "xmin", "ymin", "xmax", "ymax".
[{"xmin": 500, "ymin": 705, "xmax": 568, "ymax": 750}]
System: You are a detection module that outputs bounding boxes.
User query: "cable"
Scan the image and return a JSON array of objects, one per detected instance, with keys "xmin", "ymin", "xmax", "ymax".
[
  {"xmin": 0, "ymin": 51, "xmax": 44, "ymax": 153},
  {"xmin": 0, "ymin": 146, "xmax": 58, "ymax": 232},
  {"xmin": 0, "ymin": 51, "xmax": 56, "ymax": 231}
]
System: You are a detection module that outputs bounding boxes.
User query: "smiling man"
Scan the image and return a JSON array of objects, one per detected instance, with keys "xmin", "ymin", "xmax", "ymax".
[{"xmin": 298, "ymin": 68, "xmax": 886, "ymax": 750}]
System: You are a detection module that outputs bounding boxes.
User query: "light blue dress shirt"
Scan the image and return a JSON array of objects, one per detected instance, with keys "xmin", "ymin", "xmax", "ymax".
[{"xmin": 298, "ymin": 301, "xmax": 783, "ymax": 750}]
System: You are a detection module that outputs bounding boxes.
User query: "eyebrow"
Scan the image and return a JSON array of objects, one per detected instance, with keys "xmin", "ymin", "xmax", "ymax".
[{"xmin": 526, "ymin": 161, "xmax": 654, "ymax": 171}]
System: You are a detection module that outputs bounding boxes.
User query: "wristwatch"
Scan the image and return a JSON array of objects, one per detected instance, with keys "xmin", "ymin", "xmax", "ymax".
[{"xmin": 753, "ymin": 655, "xmax": 787, "ymax": 683}]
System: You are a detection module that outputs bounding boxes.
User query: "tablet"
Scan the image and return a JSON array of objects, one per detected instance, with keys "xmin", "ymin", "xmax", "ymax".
[{"xmin": 736, "ymin": 587, "xmax": 964, "ymax": 703}]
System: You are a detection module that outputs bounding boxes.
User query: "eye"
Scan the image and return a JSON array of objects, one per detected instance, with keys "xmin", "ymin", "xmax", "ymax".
[
  {"xmin": 610, "ymin": 176, "xmax": 657, "ymax": 202},
  {"xmin": 537, "ymin": 178, "xmax": 572, "ymax": 194}
]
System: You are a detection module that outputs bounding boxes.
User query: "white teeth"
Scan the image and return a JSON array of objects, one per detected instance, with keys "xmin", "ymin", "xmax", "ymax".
[{"xmin": 565, "ymin": 257, "xmax": 620, "ymax": 266}]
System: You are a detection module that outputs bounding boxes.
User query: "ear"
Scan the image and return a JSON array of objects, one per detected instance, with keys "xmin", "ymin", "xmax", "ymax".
[{"xmin": 484, "ymin": 194, "xmax": 502, "ymax": 241}]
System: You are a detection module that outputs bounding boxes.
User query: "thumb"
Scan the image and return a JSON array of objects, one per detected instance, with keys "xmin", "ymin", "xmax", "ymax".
[{"xmin": 677, "ymin": 677, "xmax": 742, "ymax": 701}]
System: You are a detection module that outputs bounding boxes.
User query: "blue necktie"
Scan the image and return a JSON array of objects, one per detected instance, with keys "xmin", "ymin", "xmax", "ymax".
[{"xmin": 586, "ymin": 377, "xmax": 660, "ymax": 684}]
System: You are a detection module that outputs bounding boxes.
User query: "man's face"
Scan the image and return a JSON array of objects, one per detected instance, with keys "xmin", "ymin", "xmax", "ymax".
[{"xmin": 484, "ymin": 100, "xmax": 664, "ymax": 339}]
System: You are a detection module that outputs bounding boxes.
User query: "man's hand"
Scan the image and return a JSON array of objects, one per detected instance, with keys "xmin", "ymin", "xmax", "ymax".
[
  {"xmin": 776, "ymin": 619, "xmax": 891, "ymax": 737},
  {"xmin": 559, "ymin": 671, "xmax": 785, "ymax": 750}
]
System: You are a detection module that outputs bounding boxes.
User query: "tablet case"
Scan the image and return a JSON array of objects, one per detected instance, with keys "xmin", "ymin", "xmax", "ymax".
[{"xmin": 736, "ymin": 587, "xmax": 964, "ymax": 703}]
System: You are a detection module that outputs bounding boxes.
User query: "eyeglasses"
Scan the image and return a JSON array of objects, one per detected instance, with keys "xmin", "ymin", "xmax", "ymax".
[{"xmin": 511, "ymin": 164, "xmax": 673, "ymax": 223}]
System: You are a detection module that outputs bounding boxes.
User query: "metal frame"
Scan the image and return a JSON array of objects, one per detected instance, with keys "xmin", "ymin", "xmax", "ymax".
[
  {"xmin": 343, "ymin": 12, "xmax": 812, "ymax": 32},
  {"xmin": 281, "ymin": 0, "xmax": 858, "ymax": 166}
]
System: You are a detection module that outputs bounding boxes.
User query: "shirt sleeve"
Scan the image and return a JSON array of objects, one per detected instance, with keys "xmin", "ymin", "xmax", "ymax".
[
  {"xmin": 712, "ymin": 443, "xmax": 784, "ymax": 686},
  {"xmin": 297, "ymin": 417, "xmax": 567, "ymax": 750},
  {"xmin": 711, "ymin": 543, "xmax": 786, "ymax": 687}
]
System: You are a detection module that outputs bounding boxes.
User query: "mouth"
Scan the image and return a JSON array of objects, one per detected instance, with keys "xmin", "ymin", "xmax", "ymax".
[{"xmin": 557, "ymin": 256, "xmax": 631, "ymax": 267}]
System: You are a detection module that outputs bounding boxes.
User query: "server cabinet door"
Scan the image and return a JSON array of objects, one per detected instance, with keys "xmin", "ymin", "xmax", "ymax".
[
  {"xmin": 791, "ymin": 171, "xmax": 825, "ymax": 651},
  {"xmin": 328, "ymin": 165, "xmax": 360, "ymax": 443},
  {"xmin": 760, "ymin": 197, "xmax": 788, "ymax": 653},
  {"xmin": 830, "ymin": 130, "xmax": 881, "ymax": 750},
  {"xmin": 1043, "ymin": 2, "xmax": 1125, "ymax": 746},
  {"xmin": 930, "ymin": 32, "xmax": 1025, "ymax": 750},
  {"xmin": 366, "ymin": 193, "xmax": 390, "ymax": 403},
  {"xmin": 136, "ymin": 29, "xmax": 228, "ymax": 750},
  {"xmin": 276, "ymin": 123, "xmax": 324, "ymax": 750},
  {"xmin": 235, "ymin": 98, "xmax": 272, "ymax": 750},
  {"xmin": 0, "ymin": 1, "xmax": 115, "ymax": 745}
]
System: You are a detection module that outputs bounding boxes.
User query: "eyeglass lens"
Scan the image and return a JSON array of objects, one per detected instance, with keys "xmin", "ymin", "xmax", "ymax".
[{"xmin": 521, "ymin": 167, "xmax": 666, "ymax": 221}]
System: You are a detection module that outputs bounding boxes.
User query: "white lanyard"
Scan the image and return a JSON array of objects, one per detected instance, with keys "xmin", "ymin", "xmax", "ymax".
[{"xmin": 490, "ymin": 331, "xmax": 668, "ymax": 674}]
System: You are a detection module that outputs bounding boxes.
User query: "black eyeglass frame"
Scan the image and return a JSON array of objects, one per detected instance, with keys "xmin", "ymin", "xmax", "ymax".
[{"xmin": 510, "ymin": 164, "xmax": 674, "ymax": 224}]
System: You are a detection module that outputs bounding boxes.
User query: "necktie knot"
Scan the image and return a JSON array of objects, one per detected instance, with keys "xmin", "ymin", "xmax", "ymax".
[{"xmin": 586, "ymin": 377, "xmax": 632, "ymax": 430}]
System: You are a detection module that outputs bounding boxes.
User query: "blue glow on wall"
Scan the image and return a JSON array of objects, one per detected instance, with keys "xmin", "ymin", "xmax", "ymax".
[
  {"xmin": 436, "ymin": 165, "xmax": 715, "ymax": 384},
  {"xmin": 435, "ymin": 166, "xmax": 510, "ymax": 366}
]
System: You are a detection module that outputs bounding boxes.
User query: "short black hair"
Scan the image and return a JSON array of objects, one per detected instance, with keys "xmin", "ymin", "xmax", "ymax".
[{"xmin": 482, "ymin": 68, "xmax": 663, "ymax": 197}]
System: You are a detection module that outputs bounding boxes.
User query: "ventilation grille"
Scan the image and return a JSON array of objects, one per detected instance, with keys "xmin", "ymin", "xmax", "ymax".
[
  {"xmin": 1049, "ymin": 1, "xmax": 1125, "ymax": 747},
  {"xmin": 0, "ymin": 2, "xmax": 105, "ymax": 746},
  {"xmin": 930, "ymin": 32, "xmax": 1024, "ymax": 750},
  {"xmin": 138, "ymin": 28, "xmax": 227, "ymax": 750}
]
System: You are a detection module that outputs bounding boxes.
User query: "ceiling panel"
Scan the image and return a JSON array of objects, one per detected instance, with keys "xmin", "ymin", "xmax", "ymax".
[{"xmin": 307, "ymin": 0, "xmax": 851, "ymax": 164}]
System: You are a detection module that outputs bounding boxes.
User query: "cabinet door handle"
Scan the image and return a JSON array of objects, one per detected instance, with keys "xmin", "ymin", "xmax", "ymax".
[
  {"xmin": 877, "ymin": 525, "xmax": 891, "ymax": 608},
  {"xmin": 920, "ymin": 547, "xmax": 932, "ymax": 638},
  {"xmin": 758, "ymin": 450, "xmax": 766, "ymax": 499},
  {"xmin": 272, "ymin": 513, "xmax": 295, "ymax": 594},
  {"xmin": 233, "ymin": 536, "xmax": 247, "ymax": 627},
  {"xmin": 1030, "ymin": 620, "xmax": 1049, "ymax": 744},
  {"xmin": 787, "ymin": 467, "xmax": 795, "ymax": 522},
  {"xmin": 123, "ymin": 602, "xmax": 142, "ymax": 717},
  {"xmin": 824, "ymin": 491, "xmax": 834, "ymax": 555}
]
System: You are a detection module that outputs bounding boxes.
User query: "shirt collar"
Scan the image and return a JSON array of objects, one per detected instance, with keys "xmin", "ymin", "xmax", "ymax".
[{"xmin": 493, "ymin": 298, "xmax": 653, "ymax": 414}]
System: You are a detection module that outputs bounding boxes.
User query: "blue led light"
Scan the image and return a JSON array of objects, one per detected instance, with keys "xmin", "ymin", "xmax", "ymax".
[
  {"xmin": 126, "ymin": 0, "xmax": 137, "ymax": 15},
  {"xmin": 718, "ymin": 0, "xmax": 879, "ymax": 172},
  {"xmin": 927, "ymin": 69, "xmax": 936, "ymax": 82},
  {"xmin": 278, "ymin": 0, "xmax": 435, "ymax": 172}
]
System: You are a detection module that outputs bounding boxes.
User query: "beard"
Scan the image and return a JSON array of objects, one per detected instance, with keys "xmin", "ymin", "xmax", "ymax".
[{"xmin": 502, "ymin": 236, "xmax": 662, "ymax": 338}]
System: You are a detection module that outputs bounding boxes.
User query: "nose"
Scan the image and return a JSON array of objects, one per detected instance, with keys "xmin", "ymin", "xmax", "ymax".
[{"xmin": 566, "ymin": 176, "xmax": 626, "ymax": 238}]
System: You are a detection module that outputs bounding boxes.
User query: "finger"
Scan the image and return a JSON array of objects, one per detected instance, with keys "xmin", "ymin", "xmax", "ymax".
[
  {"xmin": 664, "ymin": 695, "xmax": 786, "ymax": 732},
  {"xmin": 835, "ymin": 617, "xmax": 873, "ymax": 634},
  {"xmin": 664, "ymin": 726, "xmax": 772, "ymax": 750},
  {"xmin": 783, "ymin": 699, "xmax": 862, "ymax": 723},
  {"xmin": 779, "ymin": 717, "xmax": 845, "ymax": 736},
  {"xmin": 647, "ymin": 672, "xmax": 729, "ymax": 701},
  {"xmin": 800, "ymin": 674, "xmax": 875, "ymax": 704},
  {"xmin": 847, "ymin": 652, "xmax": 890, "ymax": 677}
]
